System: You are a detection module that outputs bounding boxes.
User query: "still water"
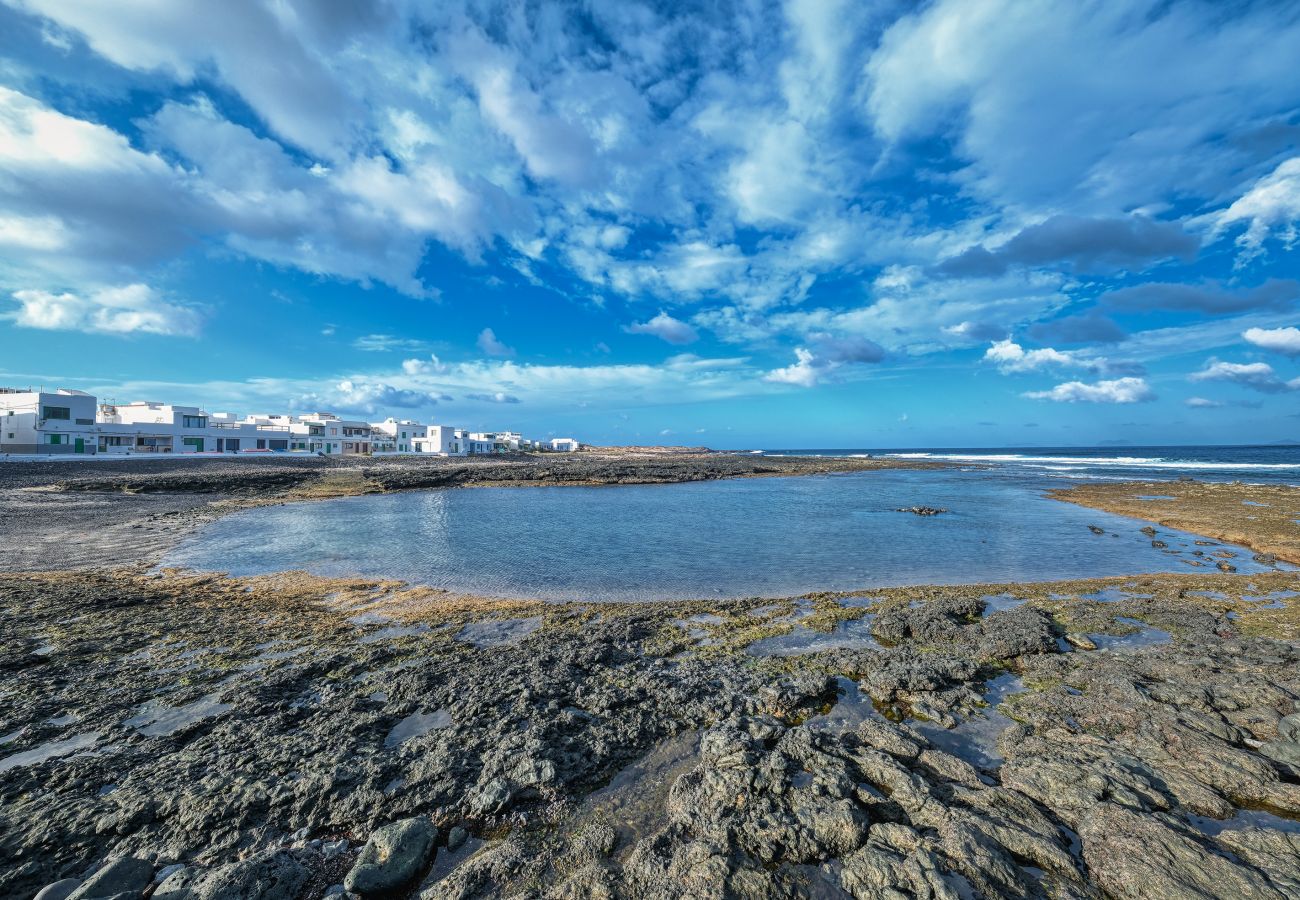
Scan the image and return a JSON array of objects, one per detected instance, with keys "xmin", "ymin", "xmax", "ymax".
[{"xmin": 161, "ymin": 468, "xmax": 1286, "ymax": 601}]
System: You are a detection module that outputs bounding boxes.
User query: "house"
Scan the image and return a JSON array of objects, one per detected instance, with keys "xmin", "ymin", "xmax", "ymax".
[
  {"xmin": 0, "ymin": 388, "xmax": 98, "ymax": 454},
  {"xmin": 370, "ymin": 418, "xmax": 424, "ymax": 454},
  {"xmin": 292, "ymin": 413, "xmax": 371, "ymax": 454},
  {"xmin": 547, "ymin": 438, "xmax": 580, "ymax": 452},
  {"xmin": 413, "ymin": 424, "xmax": 466, "ymax": 455}
]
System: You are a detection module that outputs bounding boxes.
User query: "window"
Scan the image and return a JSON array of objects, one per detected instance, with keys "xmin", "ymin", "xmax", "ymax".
[
  {"xmin": 182, "ymin": 437, "xmax": 204, "ymax": 450},
  {"xmin": 256, "ymin": 439, "xmax": 266, "ymax": 449},
  {"xmin": 270, "ymin": 439, "xmax": 288, "ymax": 450},
  {"xmin": 43, "ymin": 406, "xmax": 70, "ymax": 420},
  {"xmin": 182, "ymin": 415, "xmax": 207, "ymax": 428},
  {"xmin": 76, "ymin": 418, "xmax": 93, "ymax": 425},
  {"xmin": 48, "ymin": 433, "xmax": 63, "ymax": 444}
]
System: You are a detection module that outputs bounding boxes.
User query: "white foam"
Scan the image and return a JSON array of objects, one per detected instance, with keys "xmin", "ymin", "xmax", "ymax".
[{"xmin": 885, "ymin": 453, "xmax": 1300, "ymax": 470}]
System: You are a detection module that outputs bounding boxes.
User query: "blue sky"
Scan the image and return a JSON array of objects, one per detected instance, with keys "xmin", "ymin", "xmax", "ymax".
[{"xmin": 1, "ymin": 0, "xmax": 1299, "ymax": 448}]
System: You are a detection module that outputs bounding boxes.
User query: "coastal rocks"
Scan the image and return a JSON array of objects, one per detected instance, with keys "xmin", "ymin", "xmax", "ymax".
[
  {"xmin": 1078, "ymin": 805, "xmax": 1288, "ymax": 899},
  {"xmin": 33, "ymin": 879, "xmax": 82, "ymax": 900},
  {"xmin": 65, "ymin": 856, "xmax": 153, "ymax": 900},
  {"xmin": 154, "ymin": 850, "xmax": 308, "ymax": 900},
  {"xmin": 895, "ymin": 506, "xmax": 948, "ymax": 516},
  {"xmin": 344, "ymin": 816, "xmax": 438, "ymax": 896}
]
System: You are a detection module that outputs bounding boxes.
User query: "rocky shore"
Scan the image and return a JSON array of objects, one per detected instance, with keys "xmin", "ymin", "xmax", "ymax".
[{"xmin": 1, "ymin": 458, "xmax": 1299, "ymax": 899}]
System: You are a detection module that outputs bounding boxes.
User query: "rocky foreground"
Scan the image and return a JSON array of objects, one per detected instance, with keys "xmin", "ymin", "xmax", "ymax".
[
  {"xmin": 2, "ymin": 460, "xmax": 1300, "ymax": 899},
  {"xmin": 3, "ymin": 563, "xmax": 1300, "ymax": 900}
]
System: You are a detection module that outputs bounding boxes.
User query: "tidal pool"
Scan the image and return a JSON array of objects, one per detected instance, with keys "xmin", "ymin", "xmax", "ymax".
[{"xmin": 162, "ymin": 469, "xmax": 1285, "ymax": 601}]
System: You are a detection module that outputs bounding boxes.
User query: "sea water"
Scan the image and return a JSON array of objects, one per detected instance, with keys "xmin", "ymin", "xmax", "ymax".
[{"xmin": 161, "ymin": 467, "xmax": 1286, "ymax": 601}]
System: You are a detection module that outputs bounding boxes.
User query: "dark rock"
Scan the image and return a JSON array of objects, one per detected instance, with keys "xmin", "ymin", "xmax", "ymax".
[
  {"xmin": 344, "ymin": 816, "xmax": 438, "ymax": 897},
  {"xmin": 66, "ymin": 857, "xmax": 153, "ymax": 900},
  {"xmin": 161, "ymin": 851, "xmax": 307, "ymax": 900},
  {"xmin": 895, "ymin": 506, "xmax": 948, "ymax": 516},
  {"xmin": 34, "ymin": 880, "xmax": 82, "ymax": 900}
]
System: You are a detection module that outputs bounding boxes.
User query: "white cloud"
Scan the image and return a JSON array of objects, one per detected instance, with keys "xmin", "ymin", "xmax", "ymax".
[
  {"xmin": 1189, "ymin": 360, "xmax": 1300, "ymax": 394},
  {"xmin": 1242, "ymin": 325, "xmax": 1300, "ymax": 357},
  {"xmin": 354, "ymin": 334, "xmax": 427, "ymax": 352},
  {"xmin": 401, "ymin": 354, "xmax": 446, "ymax": 376},
  {"xmin": 764, "ymin": 347, "xmax": 820, "ymax": 387},
  {"xmin": 1185, "ymin": 397, "xmax": 1223, "ymax": 408},
  {"xmin": 865, "ymin": 1, "xmax": 1300, "ymax": 214},
  {"xmin": 983, "ymin": 339, "xmax": 1105, "ymax": 374},
  {"xmin": 625, "ymin": 311, "xmax": 698, "ymax": 345},
  {"xmin": 294, "ymin": 379, "xmax": 450, "ymax": 416},
  {"xmin": 6, "ymin": 284, "xmax": 200, "ymax": 336},
  {"xmin": 476, "ymin": 327, "xmax": 514, "ymax": 357},
  {"xmin": 1208, "ymin": 157, "xmax": 1300, "ymax": 261},
  {"xmin": 1024, "ymin": 377, "xmax": 1154, "ymax": 403}
]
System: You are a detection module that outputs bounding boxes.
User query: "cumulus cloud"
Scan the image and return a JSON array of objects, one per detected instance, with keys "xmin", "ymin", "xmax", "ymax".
[
  {"xmin": 295, "ymin": 380, "xmax": 451, "ymax": 416},
  {"xmin": 1189, "ymin": 360, "xmax": 1300, "ymax": 394},
  {"xmin": 401, "ymin": 354, "xmax": 447, "ymax": 376},
  {"xmin": 1208, "ymin": 156, "xmax": 1300, "ymax": 261},
  {"xmin": 764, "ymin": 348, "xmax": 820, "ymax": 388},
  {"xmin": 1024, "ymin": 377, "xmax": 1154, "ymax": 404},
  {"xmin": 1185, "ymin": 397, "xmax": 1223, "ymax": 408},
  {"xmin": 6, "ymin": 284, "xmax": 200, "ymax": 336},
  {"xmin": 762, "ymin": 335, "xmax": 885, "ymax": 387},
  {"xmin": 937, "ymin": 215, "xmax": 1196, "ymax": 278},
  {"xmin": 476, "ymin": 327, "xmax": 514, "ymax": 357},
  {"xmin": 1243, "ymin": 326, "xmax": 1300, "ymax": 357},
  {"xmin": 983, "ymin": 340, "xmax": 1113, "ymax": 375},
  {"xmin": 625, "ymin": 311, "xmax": 698, "ymax": 345},
  {"xmin": 1101, "ymin": 279, "xmax": 1300, "ymax": 314}
]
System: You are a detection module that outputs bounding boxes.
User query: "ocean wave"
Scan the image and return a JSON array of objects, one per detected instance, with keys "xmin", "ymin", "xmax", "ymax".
[{"xmin": 885, "ymin": 453, "xmax": 1300, "ymax": 470}]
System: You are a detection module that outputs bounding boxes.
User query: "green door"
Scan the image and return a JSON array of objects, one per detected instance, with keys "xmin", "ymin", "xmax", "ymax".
[{"xmin": 74, "ymin": 438, "xmax": 84, "ymax": 453}]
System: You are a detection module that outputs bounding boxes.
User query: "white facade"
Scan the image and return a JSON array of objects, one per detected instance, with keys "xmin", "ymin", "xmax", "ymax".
[
  {"xmin": 547, "ymin": 438, "xmax": 580, "ymax": 452},
  {"xmin": 413, "ymin": 424, "xmax": 465, "ymax": 456},
  {"xmin": 1, "ymin": 386, "xmax": 570, "ymax": 458},
  {"xmin": 0, "ymin": 389, "xmax": 98, "ymax": 454},
  {"xmin": 370, "ymin": 419, "xmax": 423, "ymax": 454}
]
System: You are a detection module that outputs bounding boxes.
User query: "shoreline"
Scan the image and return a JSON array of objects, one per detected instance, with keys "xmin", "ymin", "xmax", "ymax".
[{"xmin": 3, "ymin": 456, "xmax": 1300, "ymax": 897}]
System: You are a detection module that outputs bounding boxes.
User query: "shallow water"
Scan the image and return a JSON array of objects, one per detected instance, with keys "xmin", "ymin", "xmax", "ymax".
[
  {"xmin": 1089, "ymin": 617, "xmax": 1172, "ymax": 652},
  {"xmin": 0, "ymin": 732, "xmax": 101, "ymax": 773},
  {"xmin": 125, "ymin": 692, "xmax": 233, "ymax": 737},
  {"xmin": 913, "ymin": 673, "xmax": 1025, "ymax": 771},
  {"xmin": 746, "ymin": 616, "xmax": 882, "ymax": 657},
  {"xmin": 456, "ymin": 617, "xmax": 542, "ymax": 648},
  {"xmin": 385, "ymin": 709, "xmax": 453, "ymax": 748},
  {"xmin": 162, "ymin": 468, "xmax": 1286, "ymax": 601}
]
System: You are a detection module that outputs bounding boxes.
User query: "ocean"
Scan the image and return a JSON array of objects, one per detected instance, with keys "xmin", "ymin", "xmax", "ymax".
[{"xmin": 758, "ymin": 445, "xmax": 1300, "ymax": 486}]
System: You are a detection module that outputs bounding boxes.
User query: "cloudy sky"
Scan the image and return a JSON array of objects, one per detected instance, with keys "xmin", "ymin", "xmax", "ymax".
[{"xmin": 1, "ymin": 0, "xmax": 1299, "ymax": 447}]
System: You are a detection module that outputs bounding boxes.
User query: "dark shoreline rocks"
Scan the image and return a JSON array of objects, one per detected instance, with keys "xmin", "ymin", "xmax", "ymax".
[{"xmin": 4, "ymin": 568, "xmax": 1300, "ymax": 899}]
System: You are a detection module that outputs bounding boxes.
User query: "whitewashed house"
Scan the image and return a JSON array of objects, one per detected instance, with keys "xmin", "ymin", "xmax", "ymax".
[
  {"xmin": 547, "ymin": 438, "xmax": 580, "ymax": 452},
  {"xmin": 370, "ymin": 418, "xmax": 423, "ymax": 454},
  {"xmin": 413, "ymin": 424, "xmax": 465, "ymax": 455},
  {"xmin": 0, "ymin": 388, "xmax": 98, "ymax": 454}
]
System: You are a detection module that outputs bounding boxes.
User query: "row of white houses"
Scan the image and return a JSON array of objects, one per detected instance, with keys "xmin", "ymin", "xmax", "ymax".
[{"xmin": 0, "ymin": 388, "xmax": 581, "ymax": 457}]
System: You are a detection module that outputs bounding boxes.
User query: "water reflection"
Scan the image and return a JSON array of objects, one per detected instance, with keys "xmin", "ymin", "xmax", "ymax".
[{"xmin": 163, "ymin": 469, "xmax": 1286, "ymax": 601}]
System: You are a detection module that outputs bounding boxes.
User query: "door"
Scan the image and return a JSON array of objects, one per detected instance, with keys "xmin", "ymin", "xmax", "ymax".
[{"xmin": 74, "ymin": 438, "xmax": 84, "ymax": 453}]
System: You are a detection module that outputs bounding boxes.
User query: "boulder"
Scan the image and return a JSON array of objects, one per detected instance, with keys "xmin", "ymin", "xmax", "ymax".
[
  {"xmin": 344, "ymin": 816, "xmax": 438, "ymax": 897},
  {"xmin": 66, "ymin": 857, "xmax": 153, "ymax": 900},
  {"xmin": 157, "ymin": 851, "xmax": 307, "ymax": 900},
  {"xmin": 33, "ymin": 880, "xmax": 82, "ymax": 900}
]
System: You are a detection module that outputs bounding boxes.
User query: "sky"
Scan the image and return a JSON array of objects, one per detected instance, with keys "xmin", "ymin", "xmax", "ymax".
[{"xmin": 1, "ymin": 0, "xmax": 1299, "ymax": 449}]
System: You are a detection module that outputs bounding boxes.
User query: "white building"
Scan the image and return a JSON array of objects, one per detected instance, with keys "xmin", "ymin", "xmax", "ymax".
[
  {"xmin": 1, "ymin": 386, "xmax": 569, "ymax": 459},
  {"xmin": 413, "ymin": 424, "xmax": 465, "ymax": 456},
  {"xmin": 370, "ymin": 418, "xmax": 424, "ymax": 454},
  {"xmin": 0, "ymin": 389, "xmax": 98, "ymax": 454},
  {"xmin": 547, "ymin": 438, "xmax": 580, "ymax": 452}
]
